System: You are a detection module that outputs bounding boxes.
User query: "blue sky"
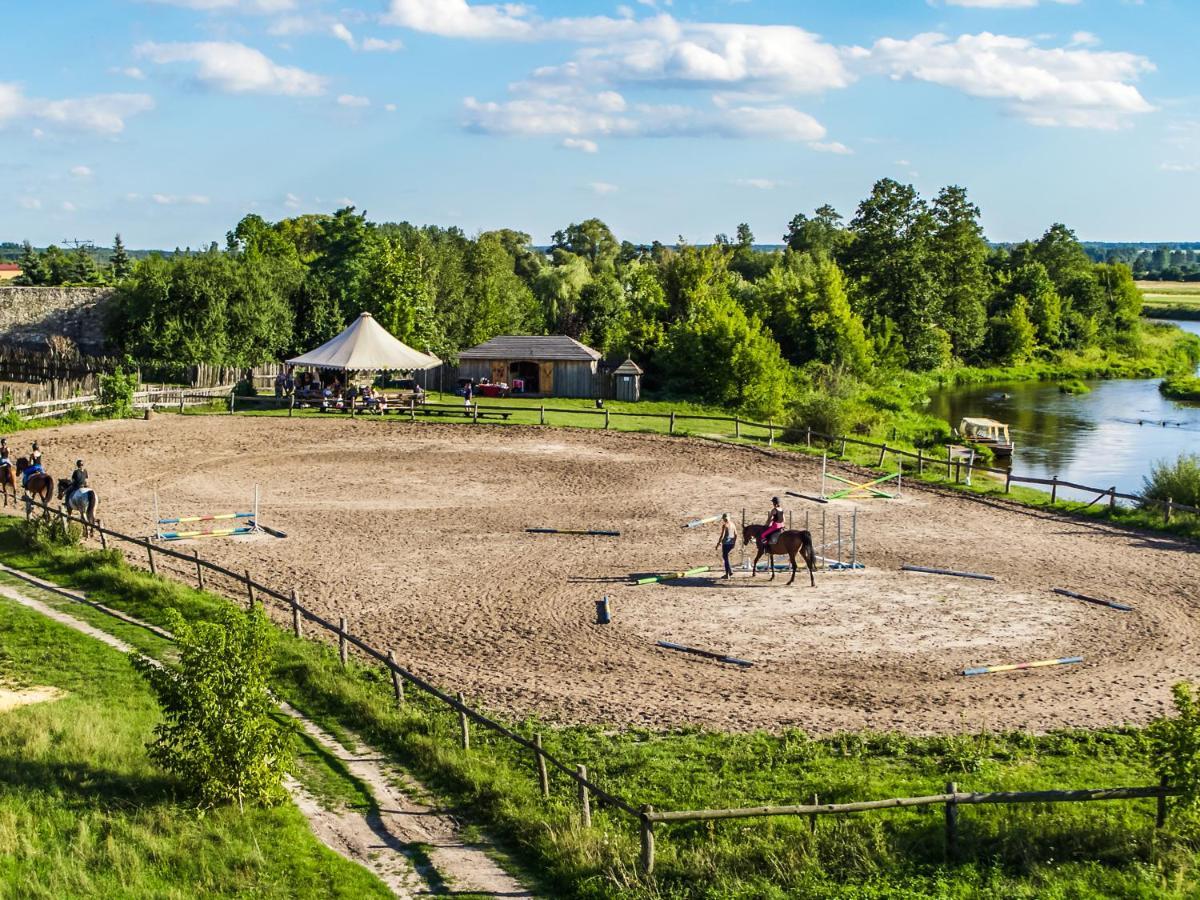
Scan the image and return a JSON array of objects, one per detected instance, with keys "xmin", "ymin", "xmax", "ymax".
[{"xmin": 2, "ymin": 0, "xmax": 1198, "ymax": 248}]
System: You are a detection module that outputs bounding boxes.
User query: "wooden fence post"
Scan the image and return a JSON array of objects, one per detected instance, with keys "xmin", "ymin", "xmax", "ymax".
[
  {"xmin": 539, "ymin": 404, "xmax": 545, "ymax": 425},
  {"xmin": 1005, "ymin": 469, "xmax": 1012, "ymax": 493},
  {"xmin": 1109, "ymin": 487, "xmax": 1117, "ymax": 512},
  {"xmin": 339, "ymin": 616, "xmax": 348, "ymax": 667},
  {"xmin": 917, "ymin": 448, "xmax": 924, "ymax": 476},
  {"xmin": 604, "ymin": 408, "xmax": 610, "ymax": 430},
  {"xmin": 810, "ymin": 793, "xmax": 818, "ymax": 834},
  {"xmin": 1051, "ymin": 476, "xmax": 1059, "ymax": 504},
  {"xmin": 193, "ymin": 549, "xmax": 204, "ymax": 589},
  {"xmin": 534, "ymin": 733, "xmax": 550, "ymax": 799},
  {"xmin": 640, "ymin": 806, "xmax": 656, "ymax": 875},
  {"xmin": 1158, "ymin": 775, "xmax": 1169, "ymax": 828},
  {"xmin": 734, "ymin": 416, "xmax": 741, "ymax": 438},
  {"xmin": 669, "ymin": 411, "xmax": 676, "ymax": 434},
  {"xmin": 768, "ymin": 421, "xmax": 774, "ymax": 447},
  {"xmin": 945, "ymin": 781, "xmax": 958, "ymax": 862},
  {"xmin": 457, "ymin": 692, "xmax": 470, "ymax": 750},
  {"xmin": 146, "ymin": 540, "xmax": 157, "ymax": 575},
  {"xmin": 410, "ymin": 399, "xmax": 416, "ymax": 423},
  {"xmin": 947, "ymin": 446, "xmax": 952, "ymax": 478},
  {"xmin": 387, "ymin": 649, "xmax": 404, "ymax": 704},
  {"xmin": 805, "ymin": 426, "xmax": 811, "ymax": 448},
  {"xmin": 244, "ymin": 570, "xmax": 256, "ymax": 611},
  {"xmin": 878, "ymin": 444, "xmax": 887, "ymax": 468},
  {"xmin": 98, "ymin": 521, "xmax": 107, "ymax": 551},
  {"xmin": 291, "ymin": 589, "xmax": 302, "ymax": 638},
  {"xmin": 839, "ymin": 438, "xmax": 847, "ymax": 457},
  {"xmin": 577, "ymin": 764, "xmax": 591, "ymax": 828},
  {"xmin": 1165, "ymin": 498, "xmax": 1173, "ymax": 525}
]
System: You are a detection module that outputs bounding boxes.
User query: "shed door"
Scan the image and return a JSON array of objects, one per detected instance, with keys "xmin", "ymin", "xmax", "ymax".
[
  {"xmin": 490, "ymin": 361, "xmax": 507, "ymax": 384},
  {"xmin": 539, "ymin": 362, "xmax": 555, "ymax": 395}
]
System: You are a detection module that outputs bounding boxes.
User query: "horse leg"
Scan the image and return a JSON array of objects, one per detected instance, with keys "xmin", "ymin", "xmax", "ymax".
[
  {"xmin": 768, "ymin": 550, "xmax": 776, "ymax": 581},
  {"xmin": 804, "ymin": 540, "xmax": 817, "ymax": 587},
  {"xmin": 751, "ymin": 547, "xmax": 764, "ymax": 577},
  {"xmin": 787, "ymin": 549, "xmax": 797, "ymax": 586}
]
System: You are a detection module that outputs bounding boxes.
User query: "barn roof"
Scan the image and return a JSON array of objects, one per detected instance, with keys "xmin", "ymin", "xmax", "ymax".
[{"xmin": 458, "ymin": 335, "xmax": 601, "ymax": 362}]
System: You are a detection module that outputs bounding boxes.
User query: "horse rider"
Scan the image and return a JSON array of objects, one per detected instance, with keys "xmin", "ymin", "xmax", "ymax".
[
  {"xmin": 66, "ymin": 459, "xmax": 88, "ymax": 505},
  {"xmin": 0, "ymin": 438, "xmax": 9, "ymax": 469},
  {"xmin": 22, "ymin": 442, "xmax": 44, "ymax": 489},
  {"xmin": 759, "ymin": 496, "xmax": 785, "ymax": 549}
]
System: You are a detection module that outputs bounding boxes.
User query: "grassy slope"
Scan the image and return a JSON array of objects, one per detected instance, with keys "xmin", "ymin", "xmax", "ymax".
[
  {"xmin": 0, "ymin": 576, "xmax": 392, "ymax": 899},
  {"xmin": 1137, "ymin": 282, "xmax": 1200, "ymax": 321},
  {"xmin": 2, "ymin": 524, "xmax": 1198, "ymax": 899}
]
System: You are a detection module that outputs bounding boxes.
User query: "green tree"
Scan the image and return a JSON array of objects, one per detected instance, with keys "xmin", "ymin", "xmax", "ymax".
[
  {"xmin": 133, "ymin": 606, "xmax": 293, "ymax": 810},
  {"xmin": 551, "ymin": 219, "xmax": 619, "ymax": 272},
  {"xmin": 357, "ymin": 234, "xmax": 442, "ymax": 353},
  {"xmin": 931, "ymin": 186, "xmax": 989, "ymax": 359},
  {"xmin": 986, "ymin": 295, "xmax": 1037, "ymax": 364},
  {"xmin": 577, "ymin": 274, "xmax": 628, "ymax": 355},
  {"xmin": 532, "ymin": 256, "xmax": 592, "ymax": 335},
  {"xmin": 110, "ymin": 233, "xmax": 132, "ymax": 282},
  {"xmin": 760, "ymin": 252, "xmax": 871, "ymax": 375},
  {"xmin": 785, "ymin": 204, "xmax": 850, "ymax": 258},
  {"xmin": 459, "ymin": 232, "xmax": 541, "ymax": 349},
  {"xmin": 15, "ymin": 240, "xmax": 43, "ymax": 285},
  {"xmin": 1003, "ymin": 262, "xmax": 1062, "ymax": 349}
]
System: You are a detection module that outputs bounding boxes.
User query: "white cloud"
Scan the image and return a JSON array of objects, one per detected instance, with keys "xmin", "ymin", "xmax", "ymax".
[
  {"xmin": 152, "ymin": 193, "xmax": 211, "ymax": 205},
  {"xmin": 943, "ymin": 0, "xmax": 1079, "ymax": 7},
  {"xmin": 331, "ymin": 23, "xmax": 356, "ymax": 49},
  {"xmin": 0, "ymin": 82, "xmax": 154, "ymax": 135},
  {"xmin": 60, "ymin": 201, "xmax": 77, "ymax": 212},
  {"xmin": 562, "ymin": 137, "xmax": 599, "ymax": 152},
  {"xmin": 146, "ymin": 0, "xmax": 296, "ymax": 12},
  {"xmin": 810, "ymin": 140, "xmax": 852, "ymax": 154},
  {"xmin": 1160, "ymin": 162, "xmax": 1198, "ymax": 173},
  {"xmin": 136, "ymin": 41, "xmax": 327, "ymax": 96},
  {"xmin": 859, "ymin": 31, "xmax": 1154, "ymax": 129},
  {"xmin": 384, "ymin": 102, "xmax": 398, "ymax": 112},
  {"xmin": 70, "ymin": 165, "xmax": 93, "ymax": 177},
  {"xmin": 590, "ymin": 181, "xmax": 618, "ymax": 194},
  {"xmin": 17, "ymin": 197, "xmax": 41, "ymax": 210},
  {"xmin": 734, "ymin": 178, "xmax": 777, "ymax": 189},
  {"xmin": 362, "ymin": 37, "xmax": 405, "ymax": 52},
  {"xmin": 284, "ymin": 192, "xmax": 302, "ymax": 208},
  {"xmin": 382, "ymin": 0, "xmax": 534, "ymax": 39},
  {"xmin": 1069, "ymin": 31, "xmax": 1100, "ymax": 48},
  {"xmin": 464, "ymin": 91, "xmax": 828, "ymax": 143},
  {"xmin": 337, "ymin": 93, "xmax": 370, "ymax": 107},
  {"xmin": 113, "ymin": 66, "xmax": 147, "ymax": 80}
]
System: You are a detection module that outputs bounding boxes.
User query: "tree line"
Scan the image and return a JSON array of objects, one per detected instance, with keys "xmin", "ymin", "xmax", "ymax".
[{"xmin": 11, "ymin": 179, "xmax": 1150, "ymax": 418}]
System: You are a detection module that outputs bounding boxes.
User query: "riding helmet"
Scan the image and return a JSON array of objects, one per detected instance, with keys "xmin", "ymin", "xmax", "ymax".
[{"xmin": 771, "ymin": 496, "xmax": 780, "ymax": 504}]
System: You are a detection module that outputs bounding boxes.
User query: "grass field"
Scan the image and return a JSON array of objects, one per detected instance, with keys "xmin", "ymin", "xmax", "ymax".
[
  {"xmin": 4, "ymin": 523, "xmax": 1200, "ymax": 898},
  {"xmin": 0, "ymin": 571, "xmax": 392, "ymax": 899},
  {"xmin": 1138, "ymin": 281, "xmax": 1200, "ymax": 320}
]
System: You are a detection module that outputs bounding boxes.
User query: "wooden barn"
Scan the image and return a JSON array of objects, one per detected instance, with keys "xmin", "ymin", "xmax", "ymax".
[{"xmin": 456, "ymin": 335, "xmax": 602, "ymax": 398}]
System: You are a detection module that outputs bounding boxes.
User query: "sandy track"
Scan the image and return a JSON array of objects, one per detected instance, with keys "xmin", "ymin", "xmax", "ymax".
[{"xmin": 20, "ymin": 415, "xmax": 1200, "ymax": 735}]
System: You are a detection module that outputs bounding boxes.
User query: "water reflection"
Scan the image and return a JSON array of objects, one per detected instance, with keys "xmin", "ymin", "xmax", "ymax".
[{"xmin": 926, "ymin": 321, "xmax": 1200, "ymax": 499}]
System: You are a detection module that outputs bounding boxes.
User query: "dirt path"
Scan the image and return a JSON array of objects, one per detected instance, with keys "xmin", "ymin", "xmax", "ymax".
[
  {"xmin": 0, "ymin": 579, "xmax": 533, "ymax": 899},
  {"xmin": 20, "ymin": 415, "xmax": 1200, "ymax": 734}
]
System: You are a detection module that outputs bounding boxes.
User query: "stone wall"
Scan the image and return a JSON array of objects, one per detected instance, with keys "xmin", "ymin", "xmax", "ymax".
[{"xmin": 0, "ymin": 286, "xmax": 115, "ymax": 355}]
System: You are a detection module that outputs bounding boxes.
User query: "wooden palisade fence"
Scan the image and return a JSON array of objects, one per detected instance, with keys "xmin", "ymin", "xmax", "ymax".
[{"xmin": 13, "ymin": 494, "xmax": 1180, "ymax": 877}]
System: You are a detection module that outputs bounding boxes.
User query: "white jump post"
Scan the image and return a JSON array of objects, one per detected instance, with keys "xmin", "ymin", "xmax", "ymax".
[
  {"xmin": 154, "ymin": 483, "xmax": 263, "ymax": 542},
  {"xmin": 820, "ymin": 452, "xmax": 827, "ymax": 500}
]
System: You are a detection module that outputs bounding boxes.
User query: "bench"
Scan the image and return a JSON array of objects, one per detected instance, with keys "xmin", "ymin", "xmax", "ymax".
[{"xmin": 413, "ymin": 407, "xmax": 513, "ymax": 421}]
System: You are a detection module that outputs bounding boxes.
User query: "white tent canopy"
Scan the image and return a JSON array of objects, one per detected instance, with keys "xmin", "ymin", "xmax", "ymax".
[{"xmin": 287, "ymin": 312, "xmax": 440, "ymax": 372}]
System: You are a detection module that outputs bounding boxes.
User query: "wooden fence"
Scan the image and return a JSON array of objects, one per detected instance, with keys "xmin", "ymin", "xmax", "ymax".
[
  {"xmin": 229, "ymin": 394, "xmax": 1200, "ymax": 527},
  {"xmin": 11, "ymin": 386, "xmax": 232, "ymax": 420},
  {"xmin": 11, "ymin": 493, "xmax": 1181, "ymax": 877}
]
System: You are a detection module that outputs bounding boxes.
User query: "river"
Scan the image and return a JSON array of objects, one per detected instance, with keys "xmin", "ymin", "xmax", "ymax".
[{"xmin": 926, "ymin": 321, "xmax": 1200, "ymax": 500}]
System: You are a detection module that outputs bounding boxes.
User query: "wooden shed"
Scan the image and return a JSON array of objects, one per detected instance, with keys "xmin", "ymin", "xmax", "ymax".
[
  {"xmin": 456, "ymin": 335, "xmax": 602, "ymax": 398},
  {"xmin": 612, "ymin": 358, "xmax": 643, "ymax": 402}
]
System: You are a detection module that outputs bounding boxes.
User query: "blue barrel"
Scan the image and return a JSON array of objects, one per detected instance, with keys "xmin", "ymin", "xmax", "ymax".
[{"xmin": 595, "ymin": 596, "xmax": 611, "ymax": 625}]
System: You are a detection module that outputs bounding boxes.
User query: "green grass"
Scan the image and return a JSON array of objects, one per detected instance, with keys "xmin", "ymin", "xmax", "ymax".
[
  {"xmin": 0, "ymin": 577, "xmax": 393, "ymax": 899},
  {"xmin": 4, "ymin": 522, "xmax": 1200, "ymax": 898},
  {"xmin": 1161, "ymin": 376, "xmax": 1200, "ymax": 402},
  {"xmin": 1138, "ymin": 282, "xmax": 1200, "ymax": 321}
]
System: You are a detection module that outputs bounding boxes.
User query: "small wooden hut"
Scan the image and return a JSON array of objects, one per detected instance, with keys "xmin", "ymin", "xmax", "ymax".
[
  {"xmin": 611, "ymin": 359, "xmax": 643, "ymax": 402},
  {"xmin": 456, "ymin": 335, "xmax": 602, "ymax": 398}
]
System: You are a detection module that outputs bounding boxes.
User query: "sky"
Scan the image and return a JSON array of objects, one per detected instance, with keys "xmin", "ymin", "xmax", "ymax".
[{"xmin": 2, "ymin": 0, "xmax": 1198, "ymax": 249}]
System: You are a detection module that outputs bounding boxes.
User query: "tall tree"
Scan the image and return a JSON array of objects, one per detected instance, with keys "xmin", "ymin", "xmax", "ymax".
[
  {"xmin": 16, "ymin": 240, "xmax": 43, "ymax": 285},
  {"xmin": 785, "ymin": 204, "xmax": 850, "ymax": 258},
  {"xmin": 110, "ymin": 233, "xmax": 132, "ymax": 282},
  {"xmin": 551, "ymin": 219, "xmax": 619, "ymax": 272},
  {"xmin": 931, "ymin": 186, "xmax": 989, "ymax": 359}
]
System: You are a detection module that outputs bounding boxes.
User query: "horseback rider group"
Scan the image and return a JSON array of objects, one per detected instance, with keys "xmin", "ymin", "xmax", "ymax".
[{"xmin": 0, "ymin": 439, "xmax": 90, "ymax": 501}]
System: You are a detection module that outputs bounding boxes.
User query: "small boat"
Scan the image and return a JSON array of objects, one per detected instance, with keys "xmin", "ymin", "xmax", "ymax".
[{"xmin": 955, "ymin": 417, "xmax": 1014, "ymax": 458}]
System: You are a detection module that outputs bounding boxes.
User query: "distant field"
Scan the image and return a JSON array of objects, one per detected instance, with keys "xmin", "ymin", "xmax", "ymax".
[{"xmin": 1137, "ymin": 281, "xmax": 1200, "ymax": 319}]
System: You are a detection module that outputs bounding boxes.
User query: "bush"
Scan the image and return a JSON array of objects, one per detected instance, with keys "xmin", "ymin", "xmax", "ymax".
[
  {"xmin": 1059, "ymin": 378, "xmax": 1091, "ymax": 395},
  {"xmin": 98, "ymin": 369, "xmax": 137, "ymax": 418},
  {"xmin": 133, "ymin": 606, "xmax": 293, "ymax": 810},
  {"xmin": 1143, "ymin": 454, "xmax": 1200, "ymax": 508},
  {"xmin": 1160, "ymin": 376, "xmax": 1200, "ymax": 401},
  {"xmin": 1148, "ymin": 683, "xmax": 1200, "ymax": 813},
  {"xmin": 18, "ymin": 516, "xmax": 81, "ymax": 549},
  {"xmin": 233, "ymin": 377, "xmax": 258, "ymax": 397}
]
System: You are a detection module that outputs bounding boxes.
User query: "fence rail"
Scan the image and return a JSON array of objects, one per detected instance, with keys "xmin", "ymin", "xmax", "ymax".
[{"xmin": 10, "ymin": 492, "xmax": 1182, "ymax": 877}]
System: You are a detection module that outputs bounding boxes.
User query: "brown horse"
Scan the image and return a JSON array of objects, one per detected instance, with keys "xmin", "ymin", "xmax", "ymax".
[
  {"xmin": 57, "ymin": 478, "xmax": 98, "ymax": 537},
  {"xmin": 16, "ymin": 457, "xmax": 52, "ymax": 515},
  {"xmin": 742, "ymin": 524, "xmax": 817, "ymax": 587},
  {"xmin": 0, "ymin": 460, "xmax": 15, "ymax": 507}
]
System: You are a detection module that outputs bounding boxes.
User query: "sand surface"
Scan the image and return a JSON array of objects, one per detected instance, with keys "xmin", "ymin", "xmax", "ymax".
[{"xmin": 18, "ymin": 415, "xmax": 1200, "ymax": 735}]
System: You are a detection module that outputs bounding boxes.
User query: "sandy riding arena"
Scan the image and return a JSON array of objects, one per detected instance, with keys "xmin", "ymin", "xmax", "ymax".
[{"xmin": 28, "ymin": 416, "xmax": 1200, "ymax": 735}]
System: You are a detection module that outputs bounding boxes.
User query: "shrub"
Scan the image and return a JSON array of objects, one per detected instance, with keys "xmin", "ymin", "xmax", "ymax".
[
  {"xmin": 1148, "ymin": 683, "xmax": 1200, "ymax": 813},
  {"xmin": 133, "ymin": 606, "xmax": 293, "ymax": 810},
  {"xmin": 98, "ymin": 369, "xmax": 138, "ymax": 418},
  {"xmin": 1059, "ymin": 378, "xmax": 1091, "ymax": 395},
  {"xmin": 233, "ymin": 377, "xmax": 258, "ymax": 397},
  {"xmin": 1160, "ymin": 376, "xmax": 1200, "ymax": 401},
  {"xmin": 18, "ymin": 515, "xmax": 81, "ymax": 549},
  {"xmin": 1143, "ymin": 454, "xmax": 1200, "ymax": 508}
]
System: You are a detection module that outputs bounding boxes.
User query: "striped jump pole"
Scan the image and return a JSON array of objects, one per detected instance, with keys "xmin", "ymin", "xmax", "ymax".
[
  {"xmin": 155, "ymin": 484, "xmax": 263, "ymax": 541},
  {"xmin": 962, "ymin": 656, "xmax": 1083, "ymax": 677},
  {"xmin": 634, "ymin": 566, "xmax": 711, "ymax": 585},
  {"xmin": 526, "ymin": 528, "xmax": 621, "ymax": 537},
  {"xmin": 683, "ymin": 514, "xmax": 726, "ymax": 529}
]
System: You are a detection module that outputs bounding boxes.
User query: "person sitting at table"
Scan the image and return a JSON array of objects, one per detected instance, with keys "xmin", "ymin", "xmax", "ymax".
[{"xmin": 413, "ymin": 383, "xmax": 425, "ymax": 404}]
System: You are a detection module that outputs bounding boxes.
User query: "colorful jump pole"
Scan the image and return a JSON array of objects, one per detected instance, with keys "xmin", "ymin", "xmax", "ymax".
[
  {"xmin": 634, "ymin": 566, "xmax": 711, "ymax": 585},
  {"xmin": 962, "ymin": 656, "xmax": 1082, "ymax": 677},
  {"xmin": 683, "ymin": 514, "xmax": 726, "ymax": 529},
  {"xmin": 155, "ymin": 484, "xmax": 263, "ymax": 541}
]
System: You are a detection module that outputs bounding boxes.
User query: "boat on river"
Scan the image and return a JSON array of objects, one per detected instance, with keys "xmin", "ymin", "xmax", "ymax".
[{"xmin": 955, "ymin": 417, "xmax": 1014, "ymax": 458}]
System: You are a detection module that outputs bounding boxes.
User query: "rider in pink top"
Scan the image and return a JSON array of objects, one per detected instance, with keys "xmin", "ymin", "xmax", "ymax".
[{"xmin": 760, "ymin": 497, "xmax": 784, "ymax": 547}]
